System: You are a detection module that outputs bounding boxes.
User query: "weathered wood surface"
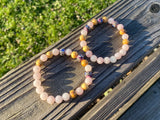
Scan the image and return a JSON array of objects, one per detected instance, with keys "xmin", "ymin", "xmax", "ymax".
[
  {"xmin": 81, "ymin": 46, "xmax": 160, "ymax": 120},
  {"xmin": 119, "ymin": 78, "xmax": 160, "ymax": 120},
  {"xmin": 0, "ymin": 0, "xmax": 160, "ymax": 119}
]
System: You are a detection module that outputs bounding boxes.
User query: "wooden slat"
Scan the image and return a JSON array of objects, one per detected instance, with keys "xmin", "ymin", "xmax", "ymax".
[
  {"xmin": 81, "ymin": 47, "xmax": 160, "ymax": 120},
  {"xmin": 0, "ymin": 0, "xmax": 160, "ymax": 119}
]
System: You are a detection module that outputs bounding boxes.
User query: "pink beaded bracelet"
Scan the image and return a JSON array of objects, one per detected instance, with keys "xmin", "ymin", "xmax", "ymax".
[
  {"xmin": 79, "ymin": 17, "xmax": 130, "ymax": 64},
  {"xmin": 33, "ymin": 48, "xmax": 93, "ymax": 104}
]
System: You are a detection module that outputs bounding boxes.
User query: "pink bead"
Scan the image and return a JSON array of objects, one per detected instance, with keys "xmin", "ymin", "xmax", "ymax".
[
  {"xmin": 97, "ymin": 57, "xmax": 104, "ymax": 64},
  {"xmin": 122, "ymin": 44, "xmax": 129, "ymax": 51},
  {"xmin": 33, "ymin": 72, "xmax": 41, "ymax": 80},
  {"xmin": 65, "ymin": 48, "xmax": 72, "ymax": 56},
  {"xmin": 33, "ymin": 80, "xmax": 41, "ymax": 87},
  {"xmin": 114, "ymin": 52, "xmax": 122, "ymax": 60},
  {"xmin": 40, "ymin": 54, "xmax": 48, "ymax": 62},
  {"xmin": 119, "ymin": 49, "xmax": 127, "ymax": 56},
  {"xmin": 122, "ymin": 34, "xmax": 129, "ymax": 40},
  {"xmin": 40, "ymin": 92, "xmax": 48, "ymax": 101},
  {"xmin": 47, "ymin": 96, "xmax": 55, "ymax": 104},
  {"xmin": 75, "ymin": 87, "xmax": 84, "ymax": 96},
  {"xmin": 90, "ymin": 55, "xmax": 97, "ymax": 62},
  {"xmin": 62, "ymin": 93, "xmax": 70, "ymax": 101},
  {"xmin": 104, "ymin": 57, "xmax": 110, "ymax": 64},
  {"xmin": 81, "ymin": 29, "xmax": 88, "ymax": 36},
  {"xmin": 36, "ymin": 86, "xmax": 44, "ymax": 94},
  {"xmin": 55, "ymin": 95, "xmax": 63, "ymax": 104},
  {"xmin": 80, "ymin": 41, "xmax": 87, "ymax": 47},
  {"xmin": 33, "ymin": 66, "xmax": 41, "ymax": 73},
  {"xmin": 117, "ymin": 24, "xmax": 124, "ymax": 31},
  {"xmin": 108, "ymin": 18, "xmax": 115, "ymax": 24},
  {"xmin": 85, "ymin": 65, "xmax": 92, "ymax": 72},
  {"xmin": 85, "ymin": 77, "xmax": 93, "ymax": 85},
  {"xmin": 87, "ymin": 21, "xmax": 94, "ymax": 29},
  {"xmin": 52, "ymin": 48, "xmax": 59, "ymax": 56},
  {"xmin": 110, "ymin": 56, "xmax": 117, "ymax": 63},
  {"xmin": 86, "ymin": 51, "xmax": 93, "ymax": 58}
]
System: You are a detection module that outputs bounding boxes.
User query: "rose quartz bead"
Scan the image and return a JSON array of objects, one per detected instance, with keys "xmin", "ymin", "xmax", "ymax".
[
  {"xmin": 33, "ymin": 80, "xmax": 41, "ymax": 87},
  {"xmin": 40, "ymin": 92, "xmax": 48, "ymax": 101},
  {"xmin": 87, "ymin": 21, "xmax": 94, "ymax": 29},
  {"xmin": 108, "ymin": 18, "xmax": 115, "ymax": 24},
  {"xmin": 86, "ymin": 51, "xmax": 93, "ymax": 58},
  {"xmin": 117, "ymin": 24, "xmax": 124, "ymax": 31},
  {"xmin": 114, "ymin": 52, "xmax": 122, "ymax": 60},
  {"xmin": 33, "ymin": 66, "xmax": 41, "ymax": 73},
  {"xmin": 47, "ymin": 96, "xmax": 55, "ymax": 104},
  {"xmin": 90, "ymin": 55, "xmax": 97, "ymax": 62},
  {"xmin": 85, "ymin": 65, "xmax": 92, "ymax": 72},
  {"xmin": 36, "ymin": 86, "xmax": 44, "ymax": 94},
  {"xmin": 65, "ymin": 48, "xmax": 72, "ymax": 56},
  {"xmin": 80, "ymin": 41, "xmax": 87, "ymax": 47},
  {"xmin": 62, "ymin": 93, "xmax": 70, "ymax": 101},
  {"xmin": 110, "ymin": 56, "xmax": 117, "ymax": 63},
  {"xmin": 104, "ymin": 57, "xmax": 110, "ymax": 64},
  {"xmin": 75, "ymin": 87, "xmax": 84, "ymax": 96},
  {"xmin": 85, "ymin": 77, "xmax": 93, "ymax": 85},
  {"xmin": 33, "ymin": 72, "xmax": 41, "ymax": 80},
  {"xmin": 122, "ymin": 44, "xmax": 129, "ymax": 51},
  {"xmin": 97, "ymin": 57, "xmax": 104, "ymax": 64},
  {"xmin": 52, "ymin": 48, "xmax": 59, "ymax": 56},
  {"xmin": 55, "ymin": 95, "xmax": 63, "ymax": 104},
  {"xmin": 81, "ymin": 29, "xmax": 88, "ymax": 36},
  {"xmin": 40, "ymin": 54, "xmax": 48, "ymax": 62},
  {"xmin": 122, "ymin": 34, "xmax": 129, "ymax": 40},
  {"xmin": 119, "ymin": 49, "xmax": 127, "ymax": 56}
]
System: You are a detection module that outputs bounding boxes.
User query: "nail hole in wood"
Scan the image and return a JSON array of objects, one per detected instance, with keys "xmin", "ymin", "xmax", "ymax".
[{"xmin": 150, "ymin": 4, "xmax": 160, "ymax": 13}]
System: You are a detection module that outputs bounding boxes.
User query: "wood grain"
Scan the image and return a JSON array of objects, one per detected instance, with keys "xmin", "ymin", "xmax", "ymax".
[{"xmin": 0, "ymin": 0, "xmax": 160, "ymax": 119}]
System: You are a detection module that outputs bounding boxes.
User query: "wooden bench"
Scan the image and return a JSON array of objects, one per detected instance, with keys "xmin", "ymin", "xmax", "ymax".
[{"xmin": 0, "ymin": 0, "xmax": 160, "ymax": 119}]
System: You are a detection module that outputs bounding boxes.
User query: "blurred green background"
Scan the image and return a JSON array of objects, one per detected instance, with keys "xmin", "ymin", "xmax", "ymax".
[{"xmin": 0, "ymin": 0, "xmax": 116, "ymax": 78}]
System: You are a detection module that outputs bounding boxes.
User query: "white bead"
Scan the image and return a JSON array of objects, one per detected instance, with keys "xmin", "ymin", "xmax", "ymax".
[
  {"xmin": 104, "ymin": 57, "xmax": 110, "ymax": 64},
  {"xmin": 55, "ymin": 95, "xmax": 63, "ymax": 104},
  {"xmin": 52, "ymin": 48, "xmax": 59, "ymax": 56},
  {"xmin": 40, "ymin": 54, "xmax": 48, "ymax": 62},
  {"xmin": 80, "ymin": 41, "xmax": 87, "ymax": 47},
  {"xmin": 110, "ymin": 56, "xmax": 117, "ymax": 63},
  {"xmin": 119, "ymin": 49, "xmax": 127, "ymax": 56},
  {"xmin": 114, "ymin": 52, "xmax": 122, "ymax": 60},
  {"xmin": 122, "ymin": 44, "xmax": 129, "ymax": 51},
  {"xmin": 85, "ymin": 77, "xmax": 93, "ymax": 85},
  {"xmin": 108, "ymin": 18, "xmax": 114, "ymax": 24},
  {"xmin": 81, "ymin": 29, "xmax": 87, "ymax": 36},
  {"xmin": 86, "ymin": 51, "xmax": 93, "ymax": 58},
  {"xmin": 62, "ymin": 93, "xmax": 70, "ymax": 101},
  {"xmin": 75, "ymin": 87, "xmax": 84, "ymax": 95},
  {"xmin": 97, "ymin": 57, "xmax": 104, "ymax": 64},
  {"xmin": 122, "ymin": 34, "xmax": 129, "ymax": 40},
  {"xmin": 87, "ymin": 21, "xmax": 94, "ymax": 29},
  {"xmin": 117, "ymin": 24, "xmax": 124, "ymax": 31},
  {"xmin": 33, "ymin": 80, "xmax": 41, "ymax": 87},
  {"xmin": 85, "ymin": 65, "xmax": 92, "ymax": 72},
  {"xmin": 90, "ymin": 55, "xmax": 97, "ymax": 62},
  {"xmin": 65, "ymin": 48, "xmax": 72, "ymax": 56}
]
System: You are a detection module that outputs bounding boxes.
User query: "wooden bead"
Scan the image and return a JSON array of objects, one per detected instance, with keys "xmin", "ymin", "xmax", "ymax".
[
  {"xmin": 81, "ymin": 60, "xmax": 88, "ymax": 67},
  {"xmin": 46, "ymin": 51, "xmax": 53, "ymax": 58},
  {"xmin": 81, "ymin": 83, "xmax": 88, "ymax": 90},
  {"xmin": 79, "ymin": 35, "xmax": 86, "ymax": 41},
  {"xmin": 69, "ymin": 90, "xmax": 77, "ymax": 98},
  {"xmin": 102, "ymin": 16, "xmax": 108, "ymax": 23},
  {"xmin": 91, "ymin": 18, "xmax": 98, "ymax": 25},
  {"xmin": 71, "ymin": 51, "xmax": 78, "ymax": 59},
  {"xmin": 83, "ymin": 46, "xmax": 89, "ymax": 52},
  {"xmin": 36, "ymin": 59, "xmax": 42, "ymax": 66},
  {"xmin": 122, "ymin": 39, "xmax": 129, "ymax": 45}
]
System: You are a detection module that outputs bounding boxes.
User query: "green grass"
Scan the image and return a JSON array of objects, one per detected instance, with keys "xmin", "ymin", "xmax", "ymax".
[{"xmin": 0, "ymin": 0, "xmax": 116, "ymax": 78}]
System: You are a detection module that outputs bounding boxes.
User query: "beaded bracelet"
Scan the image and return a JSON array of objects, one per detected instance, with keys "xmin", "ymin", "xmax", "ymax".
[
  {"xmin": 33, "ymin": 48, "xmax": 93, "ymax": 104},
  {"xmin": 79, "ymin": 17, "xmax": 130, "ymax": 64}
]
